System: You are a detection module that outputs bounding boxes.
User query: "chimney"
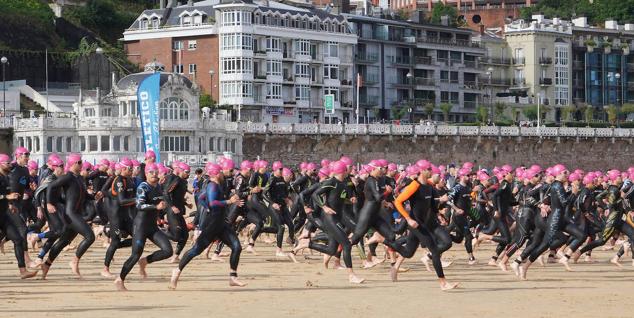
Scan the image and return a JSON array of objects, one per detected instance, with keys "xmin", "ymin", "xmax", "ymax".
[
  {"xmin": 625, "ymin": 23, "xmax": 634, "ymax": 31},
  {"xmin": 440, "ymin": 15, "xmax": 449, "ymax": 26},
  {"xmin": 160, "ymin": 0, "xmax": 166, "ymax": 9},
  {"xmin": 572, "ymin": 17, "xmax": 588, "ymax": 27},
  {"xmin": 605, "ymin": 20, "xmax": 618, "ymax": 30}
]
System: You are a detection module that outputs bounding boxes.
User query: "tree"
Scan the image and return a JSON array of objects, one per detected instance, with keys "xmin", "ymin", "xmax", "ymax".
[
  {"xmin": 429, "ymin": 3, "xmax": 459, "ymax": 27},
  {"xmin": 391, "ymin": 104, "xmax": 408, "ymax": 120},
  {"xmin": 522, "ymin": 105, "xmax": 538, "ymax": 121},
  {"xmin": 605, "ymin": 105, "xmax": 618, "ymax": 126},
  {"xmin": 560, "ymin": 105, "xmax": 576, "ymax": 126},
  {"xmin": 476, "ymin": 105, "xmax": 488, "ymax": 124},
  {"xmin": 584, "ymin": 106, "xmax": 594, "ymax": 125},
  {"xmin": 494, "ymin": 102, "xmax": 506, "ymax": 121},
  {"xmin": 199, "ymin": 93, "xmax": 215, "ymax": 110},
  {"xmin": 423, "ymin": 102, "xmax": 435, "ymax": 120},
  {"xmin": 439, "ymin": 103, "xmax": 452, "ymax": 123}
]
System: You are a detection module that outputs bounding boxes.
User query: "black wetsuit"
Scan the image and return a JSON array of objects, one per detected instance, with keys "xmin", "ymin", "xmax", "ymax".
[
  {"xmin": 350, "ymin": 175, "xmax": 396, "ymax": 245},
  {"xmin": 0, "ymin": 172, "xmax": 27, "ymax": 268},
  {"xmin": 247, "ymin": 171, "xmax": 269, "ymax": 243},
  {"xmin": 8, "ymin": 164, "xmax": 30, "ymax": 254},
  {"xmin": 263, "ymin": 175, "xmax": 295, "ymax": 248},
  {"xmin": 163, "ymin": 173, "xmax": 189, "ymax": 256},
  {"xmin": 103, "ymin": 175, "xmax": 136, "ymax": 267},
  {"xmin": 447, "ymin": 182, "xmax": 474, "ymax": 254},
  {"xmin": 119, "ymin": 181, "xmax": 173, "ymax": 281}
]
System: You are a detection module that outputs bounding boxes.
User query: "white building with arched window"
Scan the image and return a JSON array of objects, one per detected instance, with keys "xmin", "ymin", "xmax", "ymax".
[{"xmin": 12, "ymin": 61, "xmax": 242, "ymax": 166}]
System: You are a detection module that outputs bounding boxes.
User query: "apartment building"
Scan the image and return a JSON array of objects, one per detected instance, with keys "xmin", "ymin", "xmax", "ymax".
[
  {"xmin": 346, "ymin": 14, "xmax": 486, "ymax": 122},
  {"xmin": 123, "ymin": 0, "xmax": 357, "ymax": 124},
  {"xmin": 570, "ymin": 17, "xmax": 634, "ymax": 116}
]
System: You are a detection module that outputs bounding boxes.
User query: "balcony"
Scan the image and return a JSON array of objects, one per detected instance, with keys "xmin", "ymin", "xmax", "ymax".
[
  {"xmin": 511, "ymin": 78, "xmax": 527, "ymax": 88},
  {"xmin": 573, "ymin": 80, "xmax": 584, "ymax": 88},
  {"xmin": 414, "ymin": 77, "xmax": 435, "ymax": 86},
  {"xmin": 480, "ymin": 57, "xmax": 512, "ymax": 65},
  {"xmin": 463, "ymin": 60, "xmax": 478, "ymax": 68},
  {"xmin": 539, "ymin": 57, "xmax": 553, "ymax": 65},
  {"xmin": 463, "ymin": 101, "xmax": 478, "ymax": 109},
  {"xmin": 513, "ymin": 57, "xmax": 525, "ymax": 65},
  {"xmin": 416, "ymin": 37, "xmax": 481, "ymax": 49},
  {"xmin": 628, "ymin": 81, "xmax": 634, "ymax": 89},
  {"xmin": 539, "ymin": 78, "xmax": 553, "ymax": 86},
  {"xmin": 388, "ymin": 55, "xmax": 412, "ymax": 65},
  {"xmin": 481, "ymin": 78, "xmax": 511, "ymax": 86},
  {"xmin": 361, "ymin": 73, "xmax": 379, "ymax": 85},
  {"xmin": 340, "ymin": 79, "xmax": 352, "ymax": 86},
  {"xmin": 573, "ymin": 61, "xmax": 584, "ymax": 69},
  {"xmin": 359, "ymin": 95, "xmax": 379, "ymax": 107},
  {"xmin": 356, "ymin": 52, "xmax": 379, "ymax": 63},
  {"xmin": 415, "ymin": 56, "xmax": 433, "ymax": 65},
  {"xmin": 463, "ymin": 81, "xmax": 480, "ymax": 89}
]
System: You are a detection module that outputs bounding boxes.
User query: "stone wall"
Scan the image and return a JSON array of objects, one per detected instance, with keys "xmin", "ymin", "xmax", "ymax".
[
  {"xmin": 0, "ymin": 129, "xmax": 13, "ymax": 154},
  {"xmin": 243, "ymin": 134, "xmax": 634, "ymax": 170}
]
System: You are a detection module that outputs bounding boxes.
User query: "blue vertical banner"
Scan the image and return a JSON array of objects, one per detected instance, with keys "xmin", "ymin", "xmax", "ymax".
[{"xmin": 137, "ymin": 73, "xmax": 161, "ymax": 162}]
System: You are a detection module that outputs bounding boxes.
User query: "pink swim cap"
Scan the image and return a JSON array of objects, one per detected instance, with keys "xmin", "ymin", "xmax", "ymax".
[
  {"xmin": 119, "ymin": 157, "xmax": 133, "ymax": 169},
  {"xmin": 387, "ymin": 163, "xmax": 398, "ymax": 172},
  {"xmin": 462, "ymin": 162, "xmax": 474, "ymax": 170},
  {"xmin": 114, "ymin": 163, "xmax": 123, "ymax": 171},
  {"xmin": 66, "ymin": 154, "xmax": 82, "ymax": 167},
  {"xmin": 240, "ymin": 160, "xmax": 253, "ymax": 171},
  {"xmin": 272, "ymin": 161, "xmax": 283, "ymax": 171},
  {"xmin": 501, "ymin": 164, "xmax": 513, "ymax": 173},
  {"xmin": 177, "ymin": 162, "xmax": 191, "ymax": 172},
  {"xmin": 457, "ymin": 167, "xmax": 470, "ymax": 178},
  {"xmin": 0, "ymin": 154, "xmax": 11, "ymax": 164},
  {"xmin": 299, "ymin": 162, "xmax": 307, "ymax": 171},
  {"xmin": 320, "ymin": 159, "xmax": 331, "ymax": 167},
  {"xmin": 430, "ymin": 165, "xmax": 441, "ymax": 176},
  {"xmin": 568, "ymin": 173, "xmax": 581, "ymax": 183},
  {"xmin": 145, "ymin": 163, "xmax": 159, "ymax": 174},
  {"xmin": 47, "ymin": 154, "xmax": 60, "ymax": 166},
  {"xmin": 158, "ymin": 164, "xmax": 170, "ymax": 175},
  {"xmin": 81, "ymin": 161, "xmax": 92, "ymax": 171},
  {"xmin": 206, "ymin": 163, "xmax": 221, "ymax": 176},
  {"xmin": 331, "ymin": 161, "xmax": 347, "ymax": 174},
  {"xmin": 306, "ymin": 162, "xmax": 317, "ymax": 171},
  {"xmin": 551, "ymin": 164, "xmax": 568, "ymax": 176},
  {"xmin": 377, "ymin": 159, "xmax": 388, "ymax": 167},
  {"xmin": 282, "ymin": 168, "xmax": 293, "ymax": 177},
  {"xmin": 406, "ymin": 165, "xmax": 421, "ymax": 177},
  {"xmin": 49, "ymin": 157, "xmax": 64, "ymax": 168},
  {"xmin": 131, "ymin": 159, "xmax": 140, "ymax": 168},
  {"xmin": 582, "ymin": 175, "xmax": 595, "ymax": 186},
  {"xmin": 144, "ymin": 150, "xmax": 156, "ymax": 160},
  {"xmin": 529, "ymin": 165, "xmax": 542, "ymax": 173},
  {"xmin": 340, "ymin": 156, "xmax": 353, "ymax": 167},
  {"xmin": 416, "ymin": 159, "xmax": 431, "ymax": 170},
  {"xmin": 27, "ymin": 160, "xmax": 38, "ymax": 171},
  {"xmin": 14, "ymin": 147, "xmax": 30, "ymax": 157},
  {"xmin": 607, "ymin": 169, "xmax": 621, "ymax": 182},
  {"xmin": 99, "ymin": 159, "xmax": 110, "ymax": 168},
  {"xmin": 318, "ymin": 167, "xmax": 331, "ymax": 178}
]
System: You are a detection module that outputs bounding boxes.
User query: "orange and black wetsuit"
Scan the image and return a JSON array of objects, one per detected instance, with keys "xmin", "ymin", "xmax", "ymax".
[{"xmin": 394, "ymin": 179, "xmax": 453, "ymax": 278}]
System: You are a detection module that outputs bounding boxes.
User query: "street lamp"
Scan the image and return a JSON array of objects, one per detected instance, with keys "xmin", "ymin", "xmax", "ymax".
[
  {"xmin": 486, "ymin": 67, "xmax": 493, "ymax": 124},
  {"xmin": 96, "ymin": 47, "xmax": 104, "ymax": 94},
  {"xmin": 616, "ymin": 72, "xmax": 621, "ymax": 128},
  {"xmin": 1, "ymin": 56, "xmax": 7, "ymax": 120},
  {"xmin": 406, "ymin": 72, "xmax": 413, "ymax": 123}
]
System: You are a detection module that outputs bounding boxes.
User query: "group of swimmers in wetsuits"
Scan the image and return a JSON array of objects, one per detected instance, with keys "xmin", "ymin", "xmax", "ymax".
[{"xmin": 1, "ymin": 147, "xmax": 633, "ymax": 291}]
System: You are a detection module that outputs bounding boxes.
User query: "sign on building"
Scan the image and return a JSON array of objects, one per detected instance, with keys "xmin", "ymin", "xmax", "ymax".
[{"xmin": 324, "ymin": 94, "xmax": 335, "ymax": 115}]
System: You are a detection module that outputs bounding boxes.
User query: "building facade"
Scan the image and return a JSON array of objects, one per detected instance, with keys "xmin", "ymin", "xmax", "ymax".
[
  {"xmin": 346, "ymin": 14, "xmax": 485, "ymax": 122},
  {"xmin": 12, "ymin": 62, "xmax": 242, "ymax": 166},
  {"xmin": 123, "ymin": 0, "xmax": 358, "ymax": 124}
]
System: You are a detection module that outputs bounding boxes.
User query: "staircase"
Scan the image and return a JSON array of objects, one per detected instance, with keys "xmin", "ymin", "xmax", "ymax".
[{"xmin": 20, "ymin": 94, "xmax": 47, "ymax": 117}]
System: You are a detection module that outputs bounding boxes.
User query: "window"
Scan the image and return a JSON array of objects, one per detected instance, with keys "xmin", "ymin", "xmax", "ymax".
[
  {"xmin": 173, "ymin": 40, "xmax": 184, "ymax": 51},
  {"xmin": 326, "ymin": 42, "xmax": 338, "ymax": 57},
  {"xmin": 295, "ymin": 63, "xmax": 310, "ymax": 78},
  {"xmin": 160, "ymin": 136, "xmax": 191, "ymax": 152},
  {"xmin": 189, "ymin": 63, "xmax": 197, "ymax": 75},
  {"xmin": 221, "ymin": 57, "xmax": 253, "ymax": 74},
  {"xmin": 324, "ymin": 65, "xmax": 339, "ymax": 80},
  {"xmin": 79, "ymin": 136, "xmax": 86, "ymax": 152},
  {"xmin": 294, "ymin": 40, "xmax": 310, "ymax": 55},
  {"xmin": 188, "ymin": 40, "xmax": 197, "ymax": 50},
  {"xmin": 266, "ymin": 37, "xmax": 281, "ymax": 52},
  {"xmin": 84, "ymin": 108, "xmax": 95, "ymax": 117},
  {"xmin": 295, "ymin": 85, "xmax": 310, "ymax": 100},
  {"xmin": 151, "ymin": 17, "xmax": 160, "ymax": 29},
  {"xmin": 222, "ymin": 11, "xmax": 251, "ymax": 26},
  {"xmin": 101, "ymin": 108, "xmax": 112, "ymax": 117},
  {"xmin": 160, "ymin": 97, "xmax": 191, "ymax": 120},
  {"xmin": 209, "ymin": 137, "xmax": 215, "ymax": 151},
  {"xmin": 101, "ymin": 136, "xmax": 110, "ymax": 151},
  {"xmin": 113, "ymin": 136, "xmax": 121, "ymax": 151},
  {"xmin": 221, "ymin": 33, "xmax": 253, "ymax": 50},
  {"xmin": 56, "ymin": 137, "xmax": 62, "ymax": 152},
  {"xmin": 123, "ymin": 136, "xmax": 129, "ymax": 151},
  {"xmin": 267, "ymin": 83, "xmax": 282, "ymax": 99},
  {"xmin": 130, "ymin": 101, "xmax": 137, "ymax": 116},
  {"xmin": 266, "ymin": 60, "xmax": 282, "ymax": 76},
  {"xmin": 89, "ymin": 136, "xmax": 98, "ymax": 152},
  {"xmin": 173, "ymin": 64, "xmax": 183, "ymax": 74},
  {"xmin": 193, "ymin": 14, "xmax": 203, "ymax": 25},
  {"xmin": 139, "ymin": 19, "xmax": 148, "ymax": 30},
  {"xmin": 540, "ymin": 48, "xmax": 547, "ymax": 58},
  {"xmin": 554, "ymin": 44, "xmax": 569, "ymax": 105},
  {"xmin": 66, "ymin": 137, "xmax": 72, "ymax": 153},
  {"xmin": 221, "ymin": 81, "xmax": 253, "ymax": 98},
  {"xmin": 324, "ymin": 87, "xmax": 339, "ymax": 101},
  {"xmin": 182, "ymin": 15, "xmax": 192, "ymax": 26},
  {"xmin": 120, "ymin": 101, "xmax": 128, "ymax": 116},
  {"xmin": 34, "ymin": 137, "xmax": 40, "ymax": 152},
  {"xmin": 46, "ymin": 137, "xmax": 53, "ymax": 152}
]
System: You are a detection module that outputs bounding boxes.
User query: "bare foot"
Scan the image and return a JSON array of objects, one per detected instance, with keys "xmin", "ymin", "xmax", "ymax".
[
  {"xmin": 398, "ymin": 266, "xmax": 410, "ymax": 273},
  {"xmin": 536, "ymin": 255, "xmax": 545, "ymax": 267},
  {"xmin": 571, "ymin": 251, "xmax": 582, "ymax": 263},
  {"xmin": 487, "ymin": 258, "xmax": 497, "ymax": 266},
  {"xmin": 510, "ymin": 261, "xmax": 520, "ymax": 277},
  {"xmin": 246, "ymin": 245, "xmax": 258, "ymax": 255},
  {"xmin": 519, "ymin": 263, "xmax": 528, "ymax": 280},
  {"xmin": 287, "ymin": 252, "xmax": 299, "ymax": 264},
  {"xmin": 390, "ymin": 265, "xmax": 398, "ymax": 282},
  {"xmin": 138, "ymin": 257, "xmax": 148, "ymax": 279},
  {"xmin": 558, "ymin": 257, "xmax": 573, "ymax": 271},
  {"xmin": 28, "ymin": 258, "xmax": 43, "ymax": 269},
  {"xmin": 498, "ymin": 261, "xmax": 508, "ymax": 272},
  {"xmin": 169, "ymin": 255, "xmax": 180, "ymax": 264},
  {"xmin": 349, "ymin": 274, "xmax": 365, "ymax": 284},
  {"xmin": 40, "ymin": 262, "xmax": 50, "ymax": 280},
  {"xmin": 114, "ymin": 278, "xmax": 127, "ymax": 291},
  {"xmin": 420, "ymin": 255, "xmax": 432, "ymax": 272},
  {"xmin": 441, "ymin": 260, "xmax": 453, "ymax": 268},
  {"xmin": 210, "ymin": 253, "xmax": 225, "ymax": 263},
  {"xmin": 610, "ymin": 255, "xmax": 623, "ymax": 268},
  {"xmin": 467, "ymin": 258, "xmax": 477, "ymax": 265},
  {"xmin": 276, "ymin": 251, "xmax": 288, "ymax": 258},
  {"xmin": 27, "ymin": 234, "xmax": 39, "ymax": 250},
  {"xmin": 168, "ymin": 268, "xmax": 181, "ymax": 290},
  {"xmin": 101, "ymin": 269, "xmax": 115, "ymax": 278},
  {"xmin": 20, "ymin": 269, "xmax": 38, "ymax": 279},
  {"xmin": 584, "ymin": 255, "xmax": 596, "ymax": 263},
  {"xmin": 230, "ymin": 276, "xmax": 247, "ymax": 287},
  {"xmin": 363, "ymin": 260, "xmax": 377, "ymax": 269},
  {"xmin": 440, "ymin": 281, "xmax": 459, "ymax": 291},
  {"xmin": 69, "ymin": 260, "xmax": 82, "ymax": 279}
]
